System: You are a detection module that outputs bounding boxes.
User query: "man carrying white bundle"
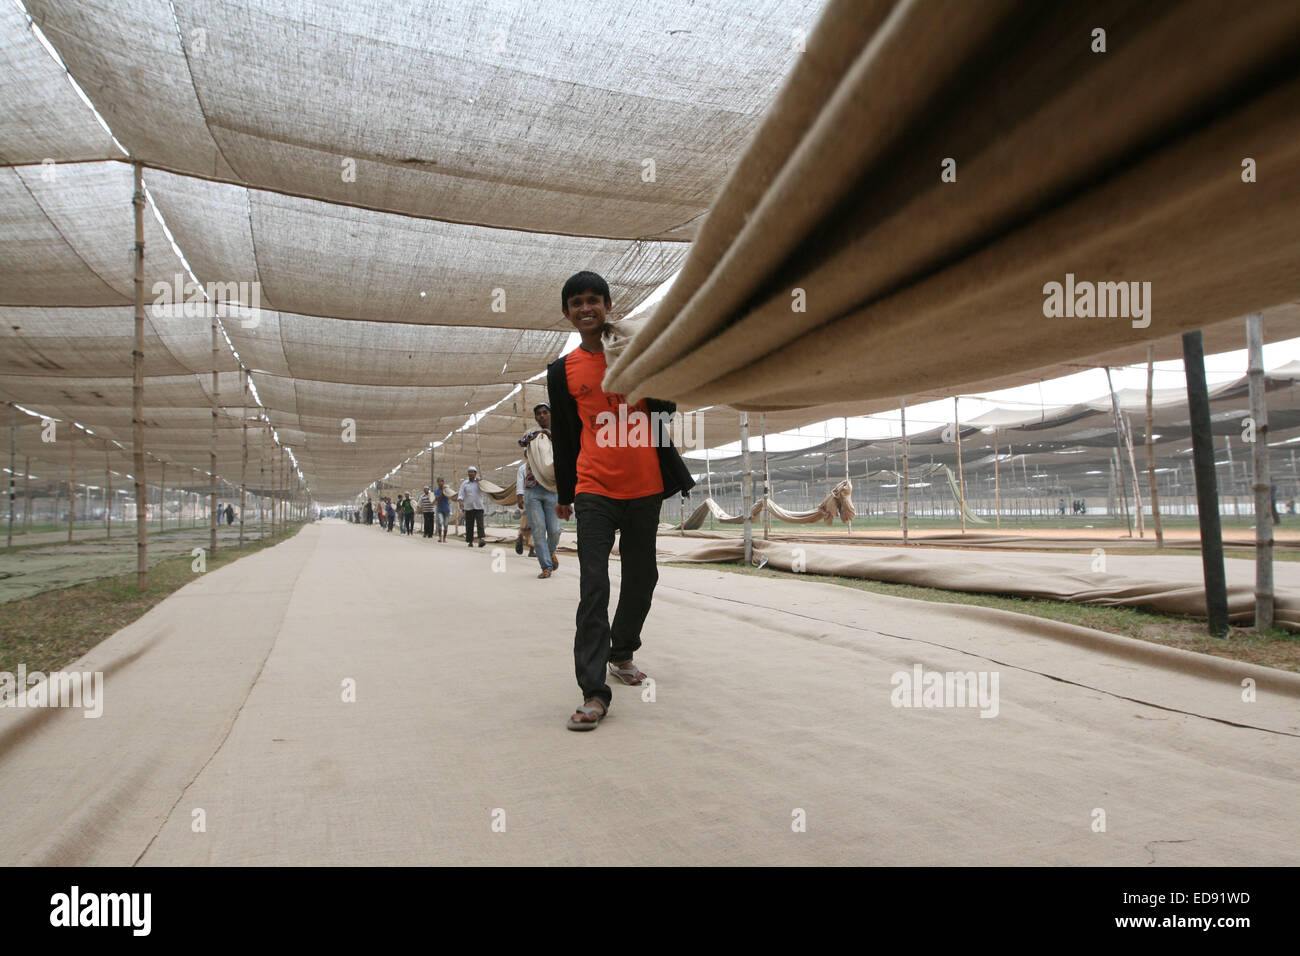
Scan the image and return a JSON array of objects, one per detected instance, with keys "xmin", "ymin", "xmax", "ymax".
[{"xmin": 519, "ymin": 403, "xmax": 560, "ymax": 579}]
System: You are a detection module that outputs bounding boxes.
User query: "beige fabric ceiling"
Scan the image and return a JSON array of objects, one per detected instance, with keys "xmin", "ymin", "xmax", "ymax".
[
  {"xmin": 4, "ymin": 0, "xmax": 1298, "ymax": 504},
  {"xmin": 604, "ymin": 0, "xmax": 1300, "ymax": 408},
  {"xmin": 21, "ymin": 0, "xmax": 822, "ymax": 238},
  {"xmin": 1, "ymin": 0, "xmax": 825, "ymax": 500}
]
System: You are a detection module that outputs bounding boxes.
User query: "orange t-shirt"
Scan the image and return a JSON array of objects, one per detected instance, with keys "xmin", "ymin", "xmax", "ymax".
[{"xmin": 567, "ymin": 347, "xmax": 664, "ymax": 500}]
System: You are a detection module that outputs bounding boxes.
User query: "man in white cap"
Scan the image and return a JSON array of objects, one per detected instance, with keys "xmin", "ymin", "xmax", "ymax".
[{"xmin": 458, "ymin": 465, "xmax": 486, "ymax": 547}]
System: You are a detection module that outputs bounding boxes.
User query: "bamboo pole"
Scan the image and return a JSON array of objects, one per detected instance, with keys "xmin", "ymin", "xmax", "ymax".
[
  {"xmin": 761, "ymin": 412, "xmax": 771, "ymax": 541},
  {"xmin": 1246, "ymin": 313, "xmax": 1273, "ymax": 629},
  {"xmin": 271, "ymin": 436, "xmax": 277, "ymax": 537},
  {"xmin": 900, "ymin": 398, "xmax": 909, "ymax": 544},
  {"xmin": 705, "ymin": 446, "xmax": 713, "ymax": 531},
  {"xmin": 260, "ymin": 436, "xmax": 266, "ymax": 539},
  {"xmin": 1145, "ymin": 345, "xmax": 1164, "ymax": 547},
  {"xmin": 6, "ymin": 404, "xmax": 13, "ymax": 548},
  {"xmin": 159, "ymin": 459, "xmax": 165, "ymax": 532},
  {"xmin": 105, "ymin": 446, "xmax": 111, "ymax": 539},
  {"xmin": 210, "ymin": 305, "xmax": 219, "ymax": 555},
  {"xmin": 1103, "ymin": 366, "xmax": 1133, "ymax": 535},
  {"xmin": 993, "ymin": 428, "xmax": 1001, "ymax": 530},
  {"xmin": 132, "ymin": 165, "xmax": 147, "ymax": 586},
  {"xmin": 741, "ymin": 412, "xmax": 752, "ymax": 565},
  {"xmin": 239, "ymin": 368, "xmax": 248, "ymax": 547},
  {"xmin": 1225, "ymin": 436, "xmax": 1238, "ymax": 517},
  {"xmin": 843, "ymin": 416, "xmax": 851, "ymax": 534},
  {"xmin": 954, "ymin": 397, "xmax": 966, "ymax": 534},
  {"xmin": 67, "ymin": 426, "xmax": 75, "ymax": 543},
  {"xmin": 23, "ymin": 456, "xmax": 30, "ymax": 533},
  {"xmin": 1123, "ymin": 413, "xmax": 1145, "ymax": 538},
  {"xmin": 891, "ymin": 434, "xmax": 899, "ymax": 524}
]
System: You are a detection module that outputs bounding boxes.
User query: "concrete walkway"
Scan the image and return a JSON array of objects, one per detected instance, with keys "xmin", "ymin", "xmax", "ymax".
[{"xmin": 1, "ymin": 519, "xmax": 1297, "ymax": 865}]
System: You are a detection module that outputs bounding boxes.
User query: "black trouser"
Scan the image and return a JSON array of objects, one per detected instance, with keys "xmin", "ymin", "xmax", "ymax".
[
  {"xmin": 423, "ymin": 512, "xmax": 434, "ymax": 537},
  {"xmin": 464, "ymin": 508, "xmax": 485, "ymax": 544},
  {"xmin": 573, "ymin": 492, "xmax": 661, "ymax": 707}
]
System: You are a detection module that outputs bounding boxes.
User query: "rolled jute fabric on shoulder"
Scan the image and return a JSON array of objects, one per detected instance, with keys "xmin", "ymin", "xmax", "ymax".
[
  {"xmin": 603, "ymin": 0, "xmax": 1300, "ymax": 409},
  {"xmin": 477, "ymin": 478, "xmax": 517, "ymax": 507},
  {"xmin": 525, "ymin": 432, "xmax": 556, "ymax": 492}
]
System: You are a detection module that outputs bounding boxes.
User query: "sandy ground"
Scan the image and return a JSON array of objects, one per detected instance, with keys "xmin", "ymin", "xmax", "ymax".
[{"xmin": 1, "ymin": 518, "xmax": 1296, "ymax": 866}]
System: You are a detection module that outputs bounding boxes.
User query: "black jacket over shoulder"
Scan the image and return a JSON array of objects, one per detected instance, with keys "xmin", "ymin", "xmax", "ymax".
[{"xmin": 547, "ymin": 351, "xmax": 697, "ymax": 507}]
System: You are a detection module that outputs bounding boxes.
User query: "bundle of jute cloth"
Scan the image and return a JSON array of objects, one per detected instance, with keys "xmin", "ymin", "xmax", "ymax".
[
  {"xmin": 525, "ymin": 432, "xmax": 556, "ymax": 492},
  {"xmin": 682, "ymin": 480, "xmax": 855, "ymax": 530}
]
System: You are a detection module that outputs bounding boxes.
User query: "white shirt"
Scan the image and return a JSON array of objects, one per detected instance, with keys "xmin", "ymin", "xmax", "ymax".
[
  {"xmin": 458, "ymin": 477, "xmax": 484, "ymax": 511},
  {"xmin": 516, "ymin": 463, "xmax": 528, "ymax": 498}
]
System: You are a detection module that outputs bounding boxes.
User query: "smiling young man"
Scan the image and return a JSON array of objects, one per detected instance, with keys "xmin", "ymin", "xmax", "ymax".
[{"xmin": 547, "ymin": 271, "xmax": 695, "ymax": 731}]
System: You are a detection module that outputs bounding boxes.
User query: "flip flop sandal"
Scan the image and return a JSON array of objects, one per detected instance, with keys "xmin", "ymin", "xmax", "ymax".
[
  {"xmin": 609, "ymin": 662, "xmax": 646, "ymax": 685},
  {"xmin": 538, "ymin": 569, "xmax": 552, "ymax": 579},
  {"xmin": 567, "ymin": 699, "xmax": 607, "ymax": 731}
]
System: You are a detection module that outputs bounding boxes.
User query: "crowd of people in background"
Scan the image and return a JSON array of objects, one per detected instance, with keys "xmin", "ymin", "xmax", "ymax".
[
  {"xmin": 340, "ymin": 404, "xmax": 561, "ymax": 571},
  {"xmin": 343, "ymin": 469, "xmax": 501, "ymax": 547}
]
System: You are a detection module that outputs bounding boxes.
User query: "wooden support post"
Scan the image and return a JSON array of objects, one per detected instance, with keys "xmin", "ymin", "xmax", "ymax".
[
  {"xmin": 210, "ymin": 306, "xmax": 219, "ymax": 554},
  {"xmin": 68, "ymin": 427, "xmax": 75, "ymax": 543},
  {"xmin": 705, "ymin": 446, "xmax": 713, "ymax": 531},
  {"xmin": 1246, "ymin": 313, "xmax": 1273, "ymax": 629},
  {"xmin": 843, "ymin": 416, "xmax": 851, "ymax": 534},
  {"xmin": 761, "ymin": 412, "xmax": 771, "ymax": 541},
  {"xmin": 1182, "ymin": 330, "xmax": 1229, "ymax": 636},
  {"xmin": 104, "ymin": 446, "xmax": 111, "ymax": 539},
  {"xmin": 259, "ymin": 437, "xmax": 266, "ymax": 539},
  {"xmin": 993, "ymin": 428, "xmax": 1001, "ymax": 530},
  {"xmin": 1123, "ymin": 413, "xmax": 1145, "ymax": 538},
  {"xmin": 132, "ymin": 164, "xmax": 148, "ymax": 586},
  {"xmin": 741, "ymin": 412, "xmax": 752, "ymax": 565},
  {"xmin": 900, "ymin": 398, "xmax": 909, "ymax": 544},
  {"xmin": 1145, "ymin": 345, "xmax": 1164, "ymax": 547},
  {"xmin": 159, "ymin": 459, "xmax": 165, "ymax": 532},
  {"xmin": 954, "ymin": 397, "xmax": 966, "ymax": 534},
  {"xmin": 239, "ymin": 369, "xmax": 248, "ymax": 546},
  {"xmin": 6, "ymin": 404, "xmax": 13, "ymax": 548},
  {"xmin": 1104, "ymin": 367, "xmax": 1133, "ymax": 535}
]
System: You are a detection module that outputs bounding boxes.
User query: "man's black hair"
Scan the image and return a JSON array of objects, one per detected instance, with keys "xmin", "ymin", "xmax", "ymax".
[{"xmin": 561, "ymin": 271, "xmax": 611, "ymax": 311}]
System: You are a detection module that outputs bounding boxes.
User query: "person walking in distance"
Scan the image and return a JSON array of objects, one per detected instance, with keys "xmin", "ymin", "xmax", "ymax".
[
  {"xmin": 418, "ymin": 485, "xmax": 435, "ymax": 538},
  {"xmin": 547, "ymin": 271, "xmax": 695, "ymax": 731},
  {"xmin": 520, "ymin": 402, "xmax": 560, "ymax": 578},
  {"xmin": 458, "ymin": 466, "xmax": 486, "ymax": 547},
  {"xmin": 514, "ymin": 461, "xmax": 534, "ymax": 557},
  {"xmin": 434, "ymin": 477, "xmax": 452, "ymax": 542}
]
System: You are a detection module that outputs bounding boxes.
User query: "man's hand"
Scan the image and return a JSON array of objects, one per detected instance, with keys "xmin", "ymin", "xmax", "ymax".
[{"xmin": 555, "ymin": 503, "xmax": 572, "ymax": 520}]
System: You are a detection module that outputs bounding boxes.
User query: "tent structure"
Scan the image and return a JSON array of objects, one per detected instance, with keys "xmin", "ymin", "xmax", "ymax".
[
  {"xmin": 2, "ymin": 0, "xmax": 1299, "ymax": 873},
  {"xmin": 0, "ymin": 0, "xmax": 828, "ymax": 512},
  {"xmin": 688, "ymin": 363, "xmax": 1300, "ymax": 520}
]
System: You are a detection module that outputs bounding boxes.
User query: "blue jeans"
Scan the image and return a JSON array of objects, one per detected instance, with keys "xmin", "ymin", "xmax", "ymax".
[{"xmin": 524, "ymin": 485, "xmax": 561, "ymax": 571}]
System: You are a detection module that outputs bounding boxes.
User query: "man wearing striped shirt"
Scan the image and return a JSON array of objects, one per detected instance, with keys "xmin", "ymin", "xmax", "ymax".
[{"xmin": 417, "ymin": 485, "xmax": 435, "ymax": 538}]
